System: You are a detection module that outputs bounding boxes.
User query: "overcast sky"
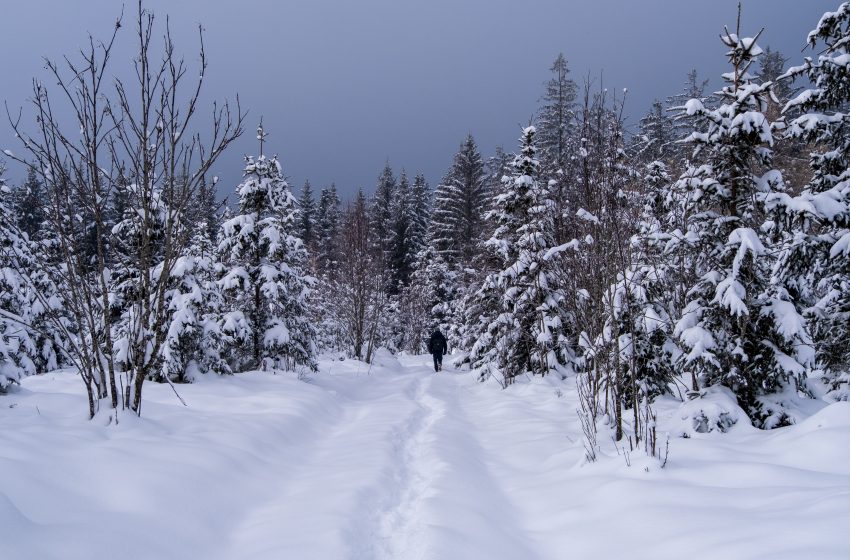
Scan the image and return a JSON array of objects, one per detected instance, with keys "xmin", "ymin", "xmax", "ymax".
[{"xmin": 0, "ymin": 0, "xmax": 838, "ymax": 201}]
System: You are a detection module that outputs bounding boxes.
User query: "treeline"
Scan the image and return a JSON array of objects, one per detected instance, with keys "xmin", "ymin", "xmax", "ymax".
[
  {"xmin": 2, "ymin": 2, "xmax": 850, "ymax": 439},
  {"xmin": 296, "ymin": 5, "xmax": 850, "ymax": 443}
]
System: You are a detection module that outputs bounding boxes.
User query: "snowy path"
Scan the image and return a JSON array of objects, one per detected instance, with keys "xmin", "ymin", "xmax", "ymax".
[
  {"xmin": 222, "ymin": 357, "xmax": 543, "ymax": 559},
  {"xmin": 2, "ymin": 355, "xmax": 850, "ymax": 559}
]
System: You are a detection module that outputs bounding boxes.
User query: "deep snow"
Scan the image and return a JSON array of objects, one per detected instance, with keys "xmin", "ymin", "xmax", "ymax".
[{"xmin": 1, "ymin": 355, "xmax": 849, "ymax": 559}]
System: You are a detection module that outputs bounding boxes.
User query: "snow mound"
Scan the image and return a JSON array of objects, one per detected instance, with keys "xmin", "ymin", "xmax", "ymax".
[
  {"xmin": 796, "ymin": 400, "xmax": 850, "ymax": 430},
  {"xmin": 674, "ymin": 385, "xmax": 752, "ymax": 437},
  {"xmin": 371, "ymin": 347, "xmax": 402, "ymax": 371}
]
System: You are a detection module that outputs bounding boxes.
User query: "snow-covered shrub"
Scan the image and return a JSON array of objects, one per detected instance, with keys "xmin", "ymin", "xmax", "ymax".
[{"xmin": 674, "ymin": 385, "xmax": 752, "ymax": 437}]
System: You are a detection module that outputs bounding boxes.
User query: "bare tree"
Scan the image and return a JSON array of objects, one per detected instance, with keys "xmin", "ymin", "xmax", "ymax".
[{"xmin": 6, "ymin": 1, "xmax": 244, "ymax": 419}]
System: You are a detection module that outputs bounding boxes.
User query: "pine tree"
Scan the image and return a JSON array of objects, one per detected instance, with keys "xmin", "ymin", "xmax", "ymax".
[
  {"xmin": 218, "ymin": 142, "xmax": 317, "ymax": 372},
  {"xmin": 635, "ymin": 100, "xmax": 676, "ymax": 164},
  {"xmin": 672, "ymin": 16, "xmax": 812, "ymax": 426},
  {"xmin": 476, "ymin": 127, "xmax": 566, "ymax": 383},
  {"xmin": 160, "ymin": 224, "xmax": 232, "ymax": 382},
  {"xmin": 666, "ymin": 69, "xmax": 712, "ymax": 162},
  {"xmin": 388, "ymin": 170, "xmax": 417, "ymax": 293},
  {"xmin": 430, "ymin": 135, "xmax": 488, "ymax": 266},
  {"xmin": 410, "ymin": 246, "xmax": 456, "ymax": 332},
  {"xmin": 609, "ymin": 161, "xmax": 681, "ymax": 402},
  {"xmin": 0, "ymin": 178, "xmax": 39, "ymax": 389},
  {"xmin": 409, "ymin": 173, "xmax": 431, "ymax": 256},
  {"xmin": 777, "ymin": 4, "xmax": 850, "ymax": 400},
  {"xmin": 14, "ymin": 166, "xmax": 47, "ymax": 241},
  {"xmin": 0, "ymin": 175, "xmax": 67, "ymax": 389},
  {"xmin": 758, "ymin": 46, "xmax": 796, "ymax": 103},
  {"xmin": 190, "ymin": 175, "xmax": 221, "ymax": 242},
  {"xmin": 315, "ymin": 183, "xmax": 341, "ymax": 278},
  {"xmin": 298, "ymin": 180, "xmax": 316, "ymax": 249},
  {"xmin": 372, "ymin": 163, "xmax": 396, "ymax": 261},
  {"xmin": 538, "ymin": 53, "xmax": 578, "ymax": 174},
  {"xmin": 110, "ymin": 182, "xmax": 172, "ymax": 377}
]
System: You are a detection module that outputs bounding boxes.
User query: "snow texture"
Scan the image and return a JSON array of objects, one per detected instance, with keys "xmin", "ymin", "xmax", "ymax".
[{"xmin": 1, "ymin": 356, "xmax": 848, "ymax": 559}]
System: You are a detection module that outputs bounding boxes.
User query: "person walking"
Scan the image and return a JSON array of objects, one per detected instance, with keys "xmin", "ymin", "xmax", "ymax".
[{"xmin": 427, "ymin": 329, "xmax": 448, "ymax": 372}]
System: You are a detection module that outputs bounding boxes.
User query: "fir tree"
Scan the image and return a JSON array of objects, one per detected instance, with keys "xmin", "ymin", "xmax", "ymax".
[
  {"xmin": 0, "ymin": 175, "xmax": 66, "ymax": 388},
  {"xmin": 160, "ymin": 224, "xmax": 232, "ymax": 382},
  {"xmin": 667, "ymin": 68, "xmax": 712, "ymax": 161},
  {"xmin": 538, "ymin": 53, "xmax": 578, "ymax": 174},
  {"xmin": 608, "ymin": 161, "xmax": 681, "ymax": 403},
  {"xmin": 298, "ymin": 179, "xmax": 317, "ymax": 249},
  {"xmin": 110, "ymin": 183, "xmax": 171, "ymax": 375},
  {"xmin": 14, "ymin": 166, "xmax": 47, "ymax": 241},
  {"xmin": 777, "ymin": 3, "xmax": 850, "ymax": 399},
  {"xmin": 388, "ymin": 170, "xmax": 417, "ymax": 293},
  {"xmin": 476, "ymin": 126, "xmax": 566, "ymax": 383},
  {"xmin": 758, "ymin": 46, "xmax": 796, "ymax": 103},
  {"xmin": 636, "ymin": 100, "xmax": 676, "ymax": 164},
  {"xmin": 371, "ymin": 163, "xmax": 396, "ymax": 263},
  {"xmin": 408, "ymin": 172, "xmax": 431, "ymax": 256},
  {"xmin": 218, "ymin": 139, "xmax": 317, "ymax": 372},
  {"xmin": 430, "ymin": 134, "xmax": 487, "ymax": 265},
  {"xmin": 0, "ymin": 178, "xmax": 39, "ymax": 389},
  {"xmin": 672, "ymin": 16, "xmax": 812, "ymax": 426},
  {"xmin": 190, "ymin": 175, "xmax": 221, "ymax": 242},
  {"xmin": 315, "ymin": 183, "xmax": 341, "ymax": 278}
]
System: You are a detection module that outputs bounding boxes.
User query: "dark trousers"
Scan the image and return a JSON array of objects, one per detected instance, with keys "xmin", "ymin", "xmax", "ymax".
[{"xmin": 432, "ymin": 352, "xmax": 443, "ymax": 371}]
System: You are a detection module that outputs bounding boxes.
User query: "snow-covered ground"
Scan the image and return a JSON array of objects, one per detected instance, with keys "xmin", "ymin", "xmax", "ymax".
[{"xmin": 1, "ymin": 354, "xmax": 849, "ymax": 559}]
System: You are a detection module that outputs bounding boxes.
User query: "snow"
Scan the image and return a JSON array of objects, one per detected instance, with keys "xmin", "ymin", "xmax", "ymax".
[
  {"xmin": 575, "ymin": 208, "xmax": 599, "ymax": 224},
  {"xmin": 684, "ymin": 98, "xmax": 704, "ymax": 116},
  {"xmin": 1, "ymin": 356, "xmax": 850, "ymax": 559}
]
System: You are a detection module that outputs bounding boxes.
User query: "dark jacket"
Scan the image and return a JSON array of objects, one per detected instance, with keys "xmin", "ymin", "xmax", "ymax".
[{"xmin": 428, "ymin": 330, "xmax": 447, "ymax": 356}]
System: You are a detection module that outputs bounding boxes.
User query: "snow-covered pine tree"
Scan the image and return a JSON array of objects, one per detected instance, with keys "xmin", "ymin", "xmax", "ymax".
[
  {"xmin": 409, "ymin": 173, "xmax": 431, "ymax": 257},
  {"xmin": 14, "ymin": 166, "xmax": 47, "ymax": 241},
  {"xmin": 0, "ymin": 176, "xmax": 39, "ymax": 390},
  {"xmin": 315, "ymin": 183, "xmax": 341, "ymax": 278},
  {"xmin": 758, "ymin": 47, "xmax": 796, "ymax": 105},
  {"xmin": 218, "ymin": 141, "xmax": 317, "ymax": 372},
  {"xmin": 190, "ymin": 175, "xmax": 221, "ymax": 243},
  {"xmin": 298, "ymin": 179, "xmax": 316, "ymax": 250},
  {"xmin": 371, "ymin": 163, "xmax": 397, "ymax": 269},
  {"xmin": 673, "ymin": 15, "xmax": 812, "ymax": 427},
  {"xmin": 430, "ymin": 134, "xmax": 487, "ymax": 266},
  {"xmin": 387, "ymin": 170, "xmax": 421, "ymax": 294},
  {"xmin": 160, "ymin": 223, "xmax": 232, "ymax": 382},
  {"xmin": 110, "ymin": 182, "xmax": 174, "ymax": 380},
  {"xmin": 485, "ymin": 147, "xmax": 511, "ymax": 198},
  {"xmin": 635, "ymin": 99, "xmax": 676, "ymax": 164},
  {"xmin": 666, "ymin": 69, "xmax": 712, "ymax": 164},
  {"xmin": 776, "ymin": 3, "xmax": 850, "ymax": 400},
  {"xmin": 538, "ymin": 53, "xmax": 578, "ymax": 176},
  {"xmin": 596, "ymin": 161, "xmax": 681, "ymax": 410},
  {"xmin": 1, "ymin": 170, "xmax": 69, "ymax": 389},
  {"xmin": 406, "ymin": 245, "xmax": 457, "ymax": 340},
  {"xmin": 477, "ymin": 126, "xmax": 566, "ymax": 384},
  {"xmin": 537, "ymin": 53, "xmax": 578, "ymax": 243}
]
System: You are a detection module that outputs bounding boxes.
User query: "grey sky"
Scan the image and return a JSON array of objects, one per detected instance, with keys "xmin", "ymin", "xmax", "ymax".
[{"xmin": 0, "ymin": 0, "xmax": 838, "ymax": 201}]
